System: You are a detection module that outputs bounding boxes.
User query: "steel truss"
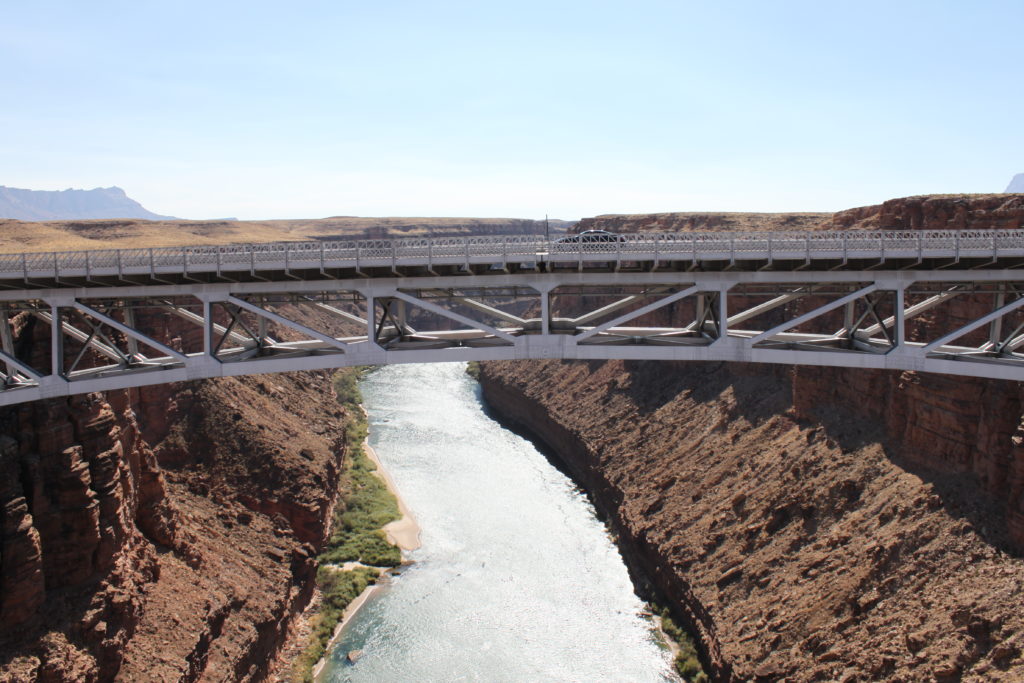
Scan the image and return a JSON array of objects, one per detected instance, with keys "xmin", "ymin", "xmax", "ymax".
[{"xmin": 1, "ymin": 231, "xmax": 1024, "ymax": 406}]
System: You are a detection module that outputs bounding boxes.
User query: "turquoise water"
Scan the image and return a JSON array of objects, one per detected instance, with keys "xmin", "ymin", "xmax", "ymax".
[{"xmin": 319, "ymin": 363, "xmax": 677, "ymax": 682}]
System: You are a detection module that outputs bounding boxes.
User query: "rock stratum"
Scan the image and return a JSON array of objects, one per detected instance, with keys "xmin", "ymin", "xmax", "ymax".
[{"xmin": 480, "ymin": 194, "xmax": 1024, "ymax": 682}]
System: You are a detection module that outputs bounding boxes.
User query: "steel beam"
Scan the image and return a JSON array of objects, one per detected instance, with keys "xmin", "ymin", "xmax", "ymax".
[
  {"xmin": 750, "ymin": 285, "xmax": 878, "ymax": 345},
  {"xmin": 388, "ymin": 291, "xmax": 518, "ymax": 343},
  {"xmin": 72, "ymin": 301, "xmax": 187, "ymax": 362},
  {"xmin": 576, "ymin": 285, "xmax": 700, "ymax": 342},
  {"xmin": 922, "ymin": 295, "xmax": 1024, "ymax": 353},
  {"xmin": 225, "ymin": 296, "xmax": 350, "ymax": 351}
]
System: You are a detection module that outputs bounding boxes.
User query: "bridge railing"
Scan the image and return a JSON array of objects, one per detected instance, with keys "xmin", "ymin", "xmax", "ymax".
[{"xmin": 5, "ymin": 229, "xmax": 1024, "ymax": 282}]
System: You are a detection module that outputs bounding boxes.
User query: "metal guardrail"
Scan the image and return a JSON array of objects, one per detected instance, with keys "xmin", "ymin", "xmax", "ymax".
[{"xmin": 1, "ymin": 229, "xmax": 1023, "ymax": 281}]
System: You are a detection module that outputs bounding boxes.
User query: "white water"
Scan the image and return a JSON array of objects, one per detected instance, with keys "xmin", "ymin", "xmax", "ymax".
[{"xmin": 319, "ymin": 363, "xmax": 677, "ymax": 682}]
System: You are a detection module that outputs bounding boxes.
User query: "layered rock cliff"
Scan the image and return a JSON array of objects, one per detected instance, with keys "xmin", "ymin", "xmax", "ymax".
[
  {"xmin": 480, "ymin": 195, "xmax": 1024, "ymax": 681},
  {"xmin": 823, "ymin": 194, "xmax": 1024, "ymax": 232},
  {"xmin": 577, "ymin": 193, "xmax": 1024, "ymax": 235},
  {"xmin": 576, "ymin": 211, "xmax": 828, "ymax": 234},
  {"xmin": 0, "ymin": 322, "xmax": 350, "ymax": 680}
]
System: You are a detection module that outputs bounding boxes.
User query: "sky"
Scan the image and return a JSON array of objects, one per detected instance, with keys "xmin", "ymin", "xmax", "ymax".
[{"xmin": 2, "ymin": 1, "xmax": 1022, "ymax": 220}]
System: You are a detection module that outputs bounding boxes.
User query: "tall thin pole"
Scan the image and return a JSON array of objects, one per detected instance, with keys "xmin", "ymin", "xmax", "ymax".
[{"xmin": 544, "ymin": 214, "xmax": 550, "ymax": 243}]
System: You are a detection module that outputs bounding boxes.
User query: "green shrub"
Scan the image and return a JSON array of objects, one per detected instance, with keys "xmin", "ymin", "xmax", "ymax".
[
  {"xmin": 657, "ymin": 606, "xmax": 708, "ymax": 682},
  {"xmin": 332, "ymin": 366, "xmax": 371, "ymax": 410},
  {"xmin": 291, "ymin": 566, "xmax": 379, "ymax": 682},
  {"xmin": 319, "ymin": 446, "xmax": 402, "ymax": 567}
]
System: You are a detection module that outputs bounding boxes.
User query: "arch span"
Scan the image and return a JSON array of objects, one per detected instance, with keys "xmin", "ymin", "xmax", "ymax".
[{"xmin": 1, "ymin": 230, "xmax": 1023, "ymax": 406}]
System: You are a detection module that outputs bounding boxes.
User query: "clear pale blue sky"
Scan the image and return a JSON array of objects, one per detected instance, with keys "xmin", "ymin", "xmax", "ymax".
[{"xmin": 3, "ymin": 1, "xmax": 1022, "ymax": 220}]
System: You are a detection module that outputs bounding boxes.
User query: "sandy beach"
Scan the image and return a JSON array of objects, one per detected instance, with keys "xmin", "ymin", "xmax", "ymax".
[{"xmin": 363, "ymin": 439, "xmax": 421, "ymax": 551}]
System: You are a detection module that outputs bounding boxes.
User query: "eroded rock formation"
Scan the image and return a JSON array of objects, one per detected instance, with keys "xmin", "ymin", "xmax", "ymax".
[{"xmin": 0, "ymin": 322, "xmax": 349, "ymax": 680}]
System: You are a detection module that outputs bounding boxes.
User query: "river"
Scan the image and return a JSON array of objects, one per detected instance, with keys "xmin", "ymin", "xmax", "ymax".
[{"xmin": 318, "ymin": 362, "xmax": 678, "ymax": 682}]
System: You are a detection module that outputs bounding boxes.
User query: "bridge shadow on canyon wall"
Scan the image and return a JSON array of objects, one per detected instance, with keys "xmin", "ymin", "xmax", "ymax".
[{"xmin": 800, "ymin": 383, "xmax": 1022, "ymax": 558}]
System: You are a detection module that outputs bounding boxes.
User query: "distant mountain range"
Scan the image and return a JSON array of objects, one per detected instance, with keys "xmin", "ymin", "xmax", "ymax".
[
  {"xmin": 0, "ymin": 185, "xmax": 175, "ymax": 221},
  {"xmin": 1007, "ymin": 174, "xmax": 1024, "ymax": 193}
]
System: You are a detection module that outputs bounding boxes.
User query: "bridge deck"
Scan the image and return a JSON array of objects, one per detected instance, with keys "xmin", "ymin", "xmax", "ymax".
[{"xmin": 1, "ymin": 229, "xmax": 1022, "ymax": 289}]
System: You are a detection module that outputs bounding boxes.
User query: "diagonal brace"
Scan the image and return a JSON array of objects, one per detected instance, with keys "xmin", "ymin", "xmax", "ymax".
[
  {"xmin": 727, "ymin": 289, "xmax": 810, "ymax": 327},
  {"xmin": 570, "ymin": 288, "xmax": 672, "ymax": 326},
  {"xmin": 389, "ymin": 291, "xmax": 518, "ymax": 343},
  {"xmin": 576, "ymin": 285, "xmax": 700, "ymax": 342},
  {"xmin": 922, "ymin": 294, "xmax": 1024, "ymax": 353},
  {"xmin": 427, "ymin": 292, "xmax": 529, "ymax": 326},
  {"xmin": 225, "ymin": 296, "xmax": 349, "ymax": 351},
  {"xmin": 160, "ymin": 300, "xmax": 253, "ymax": 346},
  {"xmin": 313, "ymin": 301, "xmax": 369, "ymax": 327},
  {"xmin": 67, "ymin": 315, "xmax": 125, "ymax": 374},
  {"xmin": 34, "ymin": 311, "xmax": 126, "ymax": 363},
  {"xmin": 72, "ymin": 302, "xmax": 188, "ymax": 362},
  {"xmin": 750, "ymin": 285, "xmax": 878, "ymax": 344},
  {"xmin": 0, "ymin": 349, "xmax": 42, "ymax": 379},
  {"xmin": 858, "ymin": 286, "xmax": 965, "ymax": 337}
]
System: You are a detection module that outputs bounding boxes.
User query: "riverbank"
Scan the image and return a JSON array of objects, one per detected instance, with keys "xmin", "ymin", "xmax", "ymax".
[
  {"xmin": 297, "ymin": 380, "xmax": 420, "ymax": 681},
  {"xmin": 362, "ymin": 419, "xmax": 422, "ymax": 553},
  {"xmin": 277, "ymin": 368, "xmax": 407, "ymax": 682},
  {"xmin": 310, "ymin": 433, "xmax": 421, "ymax": 680}
]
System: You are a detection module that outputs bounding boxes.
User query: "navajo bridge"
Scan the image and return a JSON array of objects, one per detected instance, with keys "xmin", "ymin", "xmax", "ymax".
[{"xmin": 1, "ymin": 230, "xmax": 1023, "ymax": 406}]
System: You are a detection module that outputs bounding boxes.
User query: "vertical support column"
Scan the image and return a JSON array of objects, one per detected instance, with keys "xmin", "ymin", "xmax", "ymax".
[
  {"xmin": 51, "ymin": 303, "xmax": 63, "ymax": 378},
  {"xmin": 123, "ymin": 301, "xmax": 140, "ymax": 357},
  {"xmin": 258, "ymin": 313, "xmax": 269, "ymax": 346},
  {"xmin": 717, "ymin": 286, "xmax": 729, "ymax": 341},
  {"xmin": 0, "ymin": 310, "xmax": 15, "ymax": 377},
  {"xmin": 203, "ymin": 299, "xmax": 213, "ymax": 357},
  {"xmin": 843, "ymin": 300, "xmax": 855, "ymax": 334},
  {"xmin": 894, "ymin": 286, "xmax": 905, "ymax": 349},
  {"xmin": 366, "ymin": 294, "xmax": 378, "ymax": 347},
  {"xmin": 396, "ymin": 299, "xmax": 407, "ymax": 334},
  {"xmin": 696, "ymin": 294, "xmax": 706, "ymax": 328},
  {"xmin": 989, "ymin": 284, "xmax": 1006, "ymax": 346},
  {"xmin": 541, "ymin": 290, "xmax": 551, "ymax": 336}
]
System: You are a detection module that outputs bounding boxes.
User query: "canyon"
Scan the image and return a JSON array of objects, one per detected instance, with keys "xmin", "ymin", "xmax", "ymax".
[{"xmin": 1, "ymin": 194, "xmax": 1023, "ymax": 681}]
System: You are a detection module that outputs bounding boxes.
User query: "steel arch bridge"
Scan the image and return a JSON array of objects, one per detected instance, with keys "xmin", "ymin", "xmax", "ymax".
[{"xmin": 1, "ymin": 229, "xmax": 1023, "ymax": 406}]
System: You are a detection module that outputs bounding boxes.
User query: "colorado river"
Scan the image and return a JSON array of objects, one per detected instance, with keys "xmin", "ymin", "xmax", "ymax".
[{"xmin": 318, "ymin": 363, "xmax": 678, "ymax": 682}]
